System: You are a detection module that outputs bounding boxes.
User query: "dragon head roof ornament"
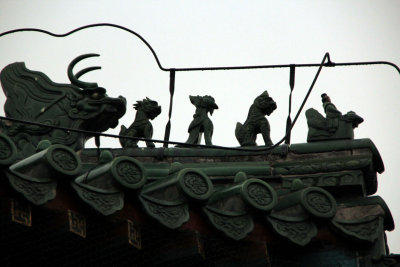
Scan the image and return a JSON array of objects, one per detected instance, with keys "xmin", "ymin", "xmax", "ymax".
[{"xmin": 0, "ymin": 53, "xmax": 127, "ymax": 158}]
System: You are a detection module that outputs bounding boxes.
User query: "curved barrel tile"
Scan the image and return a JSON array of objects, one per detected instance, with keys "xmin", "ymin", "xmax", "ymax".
[
  {"xmin": 139, "ymin": 168, "xmax": 213, "ymax": 229},
  {"xmin": 111, "ymin": 156, "xmax": 147, "ymax": 190},
  {"xmin": 7, "ymin": 144, "xmax": 81, "ymax": 205},
  {"xmin": 204, "ymin": 177, "xmax": 278, "ymax": 240}
]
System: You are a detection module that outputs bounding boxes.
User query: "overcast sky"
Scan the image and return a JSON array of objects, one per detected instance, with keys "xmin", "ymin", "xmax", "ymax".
[{"xmin": 1, "ymin": 0, "xmax": 400, "ymax": 252}]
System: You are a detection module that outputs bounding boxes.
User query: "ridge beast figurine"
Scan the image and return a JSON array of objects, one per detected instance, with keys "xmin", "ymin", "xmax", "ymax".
[
  {"xmin": 235, "ymin": 91, "xmax": 277, "ymax": 147},
  {"xmin": 0, "ymin": 53, "xmax": 126, "ymax": 157},
  {"xmin": 184, "ymin": 95, "xmax": 218, "ymax": 145},
  {"xmin": 119, "ymin": 97, "xmax": 161, "ymax": 148},
  {"xmin": 305, "ymin": 93, "xmax": 364, "ymax": 142}
]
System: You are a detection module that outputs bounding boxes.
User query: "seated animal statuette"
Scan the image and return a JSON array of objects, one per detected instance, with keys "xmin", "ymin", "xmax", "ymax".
[
  {"xmin": 119, "ymin": 97, "xmax": 161, "ymax": 148},
  {"xmin": 235, "ymin": 91, "xmax": 277, "ymax": 147}
]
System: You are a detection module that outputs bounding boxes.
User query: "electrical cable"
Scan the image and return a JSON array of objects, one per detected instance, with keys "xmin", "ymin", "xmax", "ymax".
[
  {"xmin": 1, "ymin": 24, "xmax": 399, "ymax": 74},
  {"xmin": 0, "ymin": 52, "xmax": 329, "ymax": 152},
  {"xmin": 1, "ymin": 24, "xmax": 399, "ymax": 152}
]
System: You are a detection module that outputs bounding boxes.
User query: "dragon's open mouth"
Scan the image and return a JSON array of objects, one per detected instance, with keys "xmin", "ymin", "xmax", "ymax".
[{"xmin": 82, "ymin": 96, "xmax": 126, "ymax": 132}]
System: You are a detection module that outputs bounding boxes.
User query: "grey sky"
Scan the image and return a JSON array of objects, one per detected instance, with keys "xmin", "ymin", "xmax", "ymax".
[{"xmin": 1, "ymin": 0, "xmax": 399, "ymax": 251}]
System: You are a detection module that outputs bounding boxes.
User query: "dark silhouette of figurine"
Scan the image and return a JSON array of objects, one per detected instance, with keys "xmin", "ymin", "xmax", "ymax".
[
  {"xmin": 235, "ymin": 91, "xmax": 277, "ymax": 146},
  {"xmin": 306, "ymin": 93, "xmax": 363, "ymax": 142},
  {"xmin": 322, "ymin": 93, "xmax": 342, "ymax": 118},
  {"xmin": 184, "ymin": 95, "xmax": 218, "ymax": 145},
  {"xmin": 119, "ymin": 98, "xmax": 161, "ymax": 148}
]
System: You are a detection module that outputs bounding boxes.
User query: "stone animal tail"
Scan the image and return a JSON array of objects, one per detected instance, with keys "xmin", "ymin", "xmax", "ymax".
[{"xmin": 235, "ymin": 122, "xmax": 243, "ymax": 144}]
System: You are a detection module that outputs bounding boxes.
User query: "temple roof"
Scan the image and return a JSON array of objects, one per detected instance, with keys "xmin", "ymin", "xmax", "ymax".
[{"xmin": 0, "ymin": 133, "xmax": 393, "ymax": 249}]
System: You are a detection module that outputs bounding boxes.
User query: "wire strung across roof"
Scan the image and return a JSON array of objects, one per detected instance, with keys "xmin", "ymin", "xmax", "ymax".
[
  {"xmin": 0, "ymin": 52, "xmax": 328, "ymax": 152},
  {"xmin": 0, "ymin": 23, "xmax": 399, "ymax": 152},
  {"xmin": 0, "ymin": 23, "xmax": 399, "ymax": 74}
]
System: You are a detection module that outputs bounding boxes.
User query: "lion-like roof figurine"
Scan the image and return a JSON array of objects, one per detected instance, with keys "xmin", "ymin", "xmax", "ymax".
[
  {"xmin": 120, "ymin": 97, "xmax": 161, "ymax": 148},
  {"xmin": 235, "ymin": 91, "xmax": 277, "ymax": 147}
]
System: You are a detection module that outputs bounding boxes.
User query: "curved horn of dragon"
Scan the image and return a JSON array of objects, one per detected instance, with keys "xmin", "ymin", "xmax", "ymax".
[{"xmin": 67, "ymin": 53, "xmax": 101, "ymax": 89}]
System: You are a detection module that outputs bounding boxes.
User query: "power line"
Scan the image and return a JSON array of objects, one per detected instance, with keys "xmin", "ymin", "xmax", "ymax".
[
  {"xmin": 0, "ymin": 52, "xmax": 329, "ymax": 152},
  {"xmin": 1, "ymin": 23, "xmax": 399, "ymax": 74},
  {"xmin": 1, "ymin": 24, "xmax": 399, "ymax": 152}
]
